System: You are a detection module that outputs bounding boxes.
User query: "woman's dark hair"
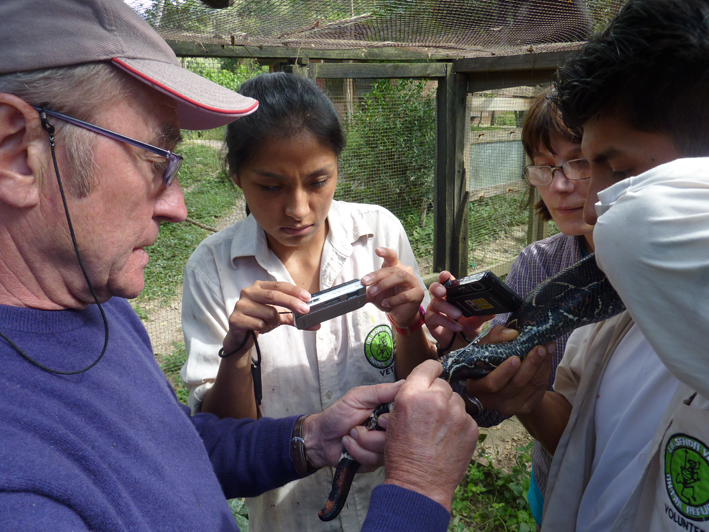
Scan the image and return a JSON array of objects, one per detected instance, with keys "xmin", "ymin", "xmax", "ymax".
[
  {"xmin": 522, "ymin": 86, "xmax": 582, "ymax": 221},
  {"xmin": 225, "ymin": 72, "xmax": 346, "ymax": 176}
]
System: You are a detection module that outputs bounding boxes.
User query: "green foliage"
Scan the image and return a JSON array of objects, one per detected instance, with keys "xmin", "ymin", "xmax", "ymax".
[
  {"xmin": 180, "ymin": 58, "xmax": 267, "ymax": 141},
  {"xmin": 588, "ymin": 0, "xmax": 625, "ymax": 33},
  {"xmin": 158, "ymin": 341, "xmax": 189, "ymax": 405},
  {"xmin": 182, "ymin": 57, "xmax": 268, "ymax": 94},
  {"xmin": 132, "ymin": 304, "xmax": 150, "ymax": 322},
  {"xmin": 469, "ymin": 193, "xmax": 528, "ymax": 248},
  {"xmin": 401, "ymin": 212, "xmax": 435, "ymax": 260},
  {"xmin": 450, "ymin": 441, "xmax": 534, "ymax": 532},
  {"xmin": 134, "ymin": 144, "xmax": 240, "ymax": 305},
  {"xmin": 228, "ymin": 498, "xmax": 249, "ymax": 531},
  {"xmin": 337, "ymin": 79, "xmax": 436, "ymax": 219}
]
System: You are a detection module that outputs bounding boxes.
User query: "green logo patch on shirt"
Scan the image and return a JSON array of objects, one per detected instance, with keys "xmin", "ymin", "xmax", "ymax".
[
  {"xmin": 364, "ymin": 325, "xmax": 394, "ymax": 369},
  {"xmin": 665, "ymin": 433, "xmax": 709, "ymax": 521}
]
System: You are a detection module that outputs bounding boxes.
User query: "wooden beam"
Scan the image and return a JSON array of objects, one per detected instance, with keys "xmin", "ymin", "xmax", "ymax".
[
  {"xmin": 312, "ymin": 62, "xmax": 448, "ymax": 79},
  {"xmin": 467, "ymin": 70, "xmax": 557, "ymax": 93},
  {"xmin": 434, "ymin": 66, "xmax": 469, "ymax": 279},
  {"xmin": 166, "ymin": 40, "xmax": 452, "ymax": 62},
  {"xmin": 469, "ymin": 96, "xmax": 533, "ymax": 112},
  {"xmin": 453, "ymin": 50, "xmax": 579, "ymax": 73},
  {"xmin": 526, "ymin": 188, "xmax": 548, "ymax": 245},
  {"xmin": 468, "ymin": 179, "xmax": 526, "ymax": 200},
  {"xmin": 470, "ymin": 259, "xmax": 516, "ymax": 279}
]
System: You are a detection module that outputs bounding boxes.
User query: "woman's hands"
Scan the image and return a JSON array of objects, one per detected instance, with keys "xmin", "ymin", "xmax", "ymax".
[
  {"xmin": 361, "ymin": 247, "xmax": 425, "ymax": 330},
  {"xmin": 222, "ymin": 281, "xmax": 314, "ymax": 359},
  {"xmin": 204, "ymin": 281, "xmax": 316, "ymax": 420},
  {"xmin": 425, "ymin": 271, "xmax": 495, "ymax": 352}
]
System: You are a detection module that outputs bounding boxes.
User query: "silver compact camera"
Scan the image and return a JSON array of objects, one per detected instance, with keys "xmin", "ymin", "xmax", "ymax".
[{"xmin": 294, "ymin": 279, "xmax": 367, "ymax": 330}]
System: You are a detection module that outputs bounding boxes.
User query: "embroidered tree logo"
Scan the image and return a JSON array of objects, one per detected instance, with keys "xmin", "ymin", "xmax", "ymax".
[{"xmin": 364, "ymin": 325, "xmax": 394, "ymax": 369}]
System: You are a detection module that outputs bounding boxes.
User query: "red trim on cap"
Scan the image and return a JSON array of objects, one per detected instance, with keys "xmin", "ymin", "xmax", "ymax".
[{"xmin": 112, "ymin": 58, "xmax": 258, "ymax": 115}]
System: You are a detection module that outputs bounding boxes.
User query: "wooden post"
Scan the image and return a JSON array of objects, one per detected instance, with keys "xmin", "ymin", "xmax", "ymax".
[{"xmin": 434, "ymin": 66, "xmax": 469, "ymax": 279}]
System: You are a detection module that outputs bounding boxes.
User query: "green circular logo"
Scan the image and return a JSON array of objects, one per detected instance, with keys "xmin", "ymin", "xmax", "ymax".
[
  {"xmin": 364, "ymin": 325, "xmax": 394, "ymax": 369},
  {"xmin": 665, "ymin": 433, "xmax": 709, "ymax": 521}
]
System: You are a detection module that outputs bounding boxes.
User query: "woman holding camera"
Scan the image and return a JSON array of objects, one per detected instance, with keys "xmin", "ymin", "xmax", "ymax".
[
  {"xmin": 425, "ymin": 86, "xmax": 594, "ymax": 529},
  {"xmin": 180, "ymin": 72, "xmax": 436, "ymax": 532}
]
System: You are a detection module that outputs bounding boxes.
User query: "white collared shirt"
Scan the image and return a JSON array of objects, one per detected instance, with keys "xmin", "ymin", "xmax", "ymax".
[{"xmin": 180, "ymin": 200, "xmax": 430, "ymax": 532}]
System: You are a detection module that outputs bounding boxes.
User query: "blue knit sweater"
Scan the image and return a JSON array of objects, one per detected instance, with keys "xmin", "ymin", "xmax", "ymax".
[{"xmin": 0, "ymin": 298, "xmax": 449, "ymax": 531}]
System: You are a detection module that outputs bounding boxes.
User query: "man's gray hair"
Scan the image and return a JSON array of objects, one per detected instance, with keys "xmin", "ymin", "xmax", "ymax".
[{"xmin": 0, "ymin": 63, "xmax": 128, "ymax": 196}]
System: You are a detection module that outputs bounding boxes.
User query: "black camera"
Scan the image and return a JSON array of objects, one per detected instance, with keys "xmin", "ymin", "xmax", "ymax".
[{"xmin": 443, "ymin": 271, "xmax": 522, "ymax": 317}]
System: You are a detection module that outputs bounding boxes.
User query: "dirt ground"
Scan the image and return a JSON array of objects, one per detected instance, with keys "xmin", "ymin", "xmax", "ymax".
[{"xmin": 477, "ymin": 417, "xmax": 533, "ymax": 471}]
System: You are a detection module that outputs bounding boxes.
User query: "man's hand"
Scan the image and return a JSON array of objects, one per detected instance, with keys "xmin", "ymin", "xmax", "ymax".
[
  {"xmin": 302, "ymin": 380, "xmax": 404, "ymax": 472},
  {"xmin": 383, "ymin": 360, "xmax": 479, "ymax": 512}
]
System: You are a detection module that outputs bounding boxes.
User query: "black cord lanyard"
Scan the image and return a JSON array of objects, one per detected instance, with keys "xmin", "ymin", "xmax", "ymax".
[
  {"xmin": 218, "ymin": 330, "xmax": 262, "ymax": 405},
  {"xmin": 0, "ymin": 109, "xmax": 110, "ymax": 375}
]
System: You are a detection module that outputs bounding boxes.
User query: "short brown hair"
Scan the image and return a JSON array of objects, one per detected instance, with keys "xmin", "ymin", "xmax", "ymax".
[{"xmin": 522, "ymin": 87, "xmax": 582, "ymax": 221}]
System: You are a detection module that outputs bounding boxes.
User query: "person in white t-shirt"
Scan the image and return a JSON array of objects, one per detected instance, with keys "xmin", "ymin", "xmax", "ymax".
[
  {"xmin": 180, "ymin": 72, "xmax": 438, "ymax": 532},
  {"xmin": 449, "ymin": 0, "xmax": 709, "ymax": 529}
]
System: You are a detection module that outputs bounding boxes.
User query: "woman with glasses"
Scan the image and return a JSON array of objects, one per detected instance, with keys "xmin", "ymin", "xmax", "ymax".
[
  {"xmin": 179, "ymin": 72, "xmax": 437, "ymax": 532},
  {"xmin": 425, "ymin": 86, "xmax": 593, "ymax": 530}
]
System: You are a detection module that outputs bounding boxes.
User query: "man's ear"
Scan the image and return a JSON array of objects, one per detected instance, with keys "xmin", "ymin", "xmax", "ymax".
[{"xmin": 0, "ymin": 93, "xmax": 46, "ymax": 208}]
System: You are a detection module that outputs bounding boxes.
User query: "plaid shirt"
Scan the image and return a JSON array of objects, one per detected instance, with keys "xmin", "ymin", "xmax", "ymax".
[{"xmin": 480, "ymin": 232, "xmax": 586, "ymax": 495}]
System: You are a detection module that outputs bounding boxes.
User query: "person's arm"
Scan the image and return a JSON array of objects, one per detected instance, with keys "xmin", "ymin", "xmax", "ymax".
[
  {"xmin": 0, "ymin": 493, "xmax": 89, "ymax": 532},
  {"xmin": 193, "ymin": 360, "xmax": 474, "ymax": 529},
  {"xmin": 191, "ymin": 376, "xmax": 408, "ymax": 499},
  {"xmin": 200, "ymin": 341, "xmax": 259, "ymax": 420},
  {"xmin": 361, "ymin": 485, "xmax": 451, "ymax": 532},
  {"xmin": 183, "ymin": 261, "xmax": 312, "ymax": 420},
  {"xmin": 516, "ymin": 391, "xmax": 571, "ymax": 454},
  {"xmin": 181, "ymin": 264, "xmax": 259, "ymax": 420},
  {"xmin": 361, "ymin": 247, "xmax": 438, "ymax": 379},
  {"xmin": 463, "ymin": 340, "xmax": 560, "ymax": 444}
]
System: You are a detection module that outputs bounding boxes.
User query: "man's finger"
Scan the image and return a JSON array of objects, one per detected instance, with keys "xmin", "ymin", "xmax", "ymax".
[
  {"xmin": 508, "ymin": 343, "xmax": 554, "ymax": 389},
  {"xmin": 406, "ymin": 359, "xmax": 444, "ymax": 385},
  {"xmin": 347, "ymin": 379, "xmax": 405, "ymax": 409}
]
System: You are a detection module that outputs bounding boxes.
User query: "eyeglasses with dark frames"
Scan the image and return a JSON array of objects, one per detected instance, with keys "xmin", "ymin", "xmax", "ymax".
[
  {"xmin": 33, "ymin": 107, "xmax": 183, "ymax": 186},
  {"xmin": 523, "ymin": 158, "xmax": 591, "ymax": 187}
]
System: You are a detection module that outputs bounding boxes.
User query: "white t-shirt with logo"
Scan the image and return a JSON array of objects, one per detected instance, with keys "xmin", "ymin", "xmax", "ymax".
[
  {"xmin": 593, "ymin": 158, "xmax": 709, "ymax": 532},
  {"xmin": 576, "ymin": 325, "xmax": 679, "ymax": 532}
]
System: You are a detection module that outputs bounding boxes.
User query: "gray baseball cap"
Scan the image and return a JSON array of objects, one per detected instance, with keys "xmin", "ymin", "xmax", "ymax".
[{"xmin": 0, "ymin": 0, "xmax": 258, "ymax": 130}]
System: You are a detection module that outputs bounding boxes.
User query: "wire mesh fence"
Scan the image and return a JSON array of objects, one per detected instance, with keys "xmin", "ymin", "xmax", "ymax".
[
  {"xmin": 126, "ymin": 0, "xmax": 628, "ymax": 367},
  {"xmin": 466, "ymin": 83, "xmax": 545, "ymax": 275},
  {"xmin": 135, "ymin": 60, "xmax": 551, "ymax": 364},
  {"xmin": 128, "ymin": 0, "xmax": 625, "ymax": 59}
]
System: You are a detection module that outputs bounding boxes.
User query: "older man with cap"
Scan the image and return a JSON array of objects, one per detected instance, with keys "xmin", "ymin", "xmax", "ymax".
[{"xmin": 0, "ymin": 1, "xmax": 478, "ymax": 531}]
